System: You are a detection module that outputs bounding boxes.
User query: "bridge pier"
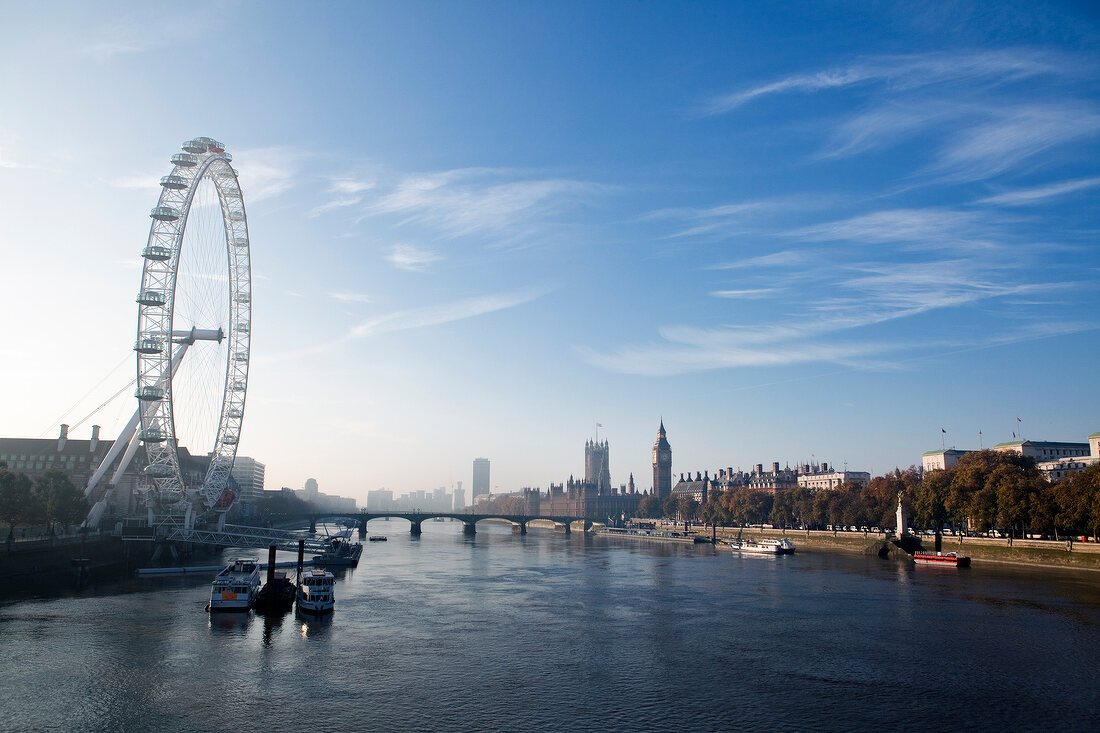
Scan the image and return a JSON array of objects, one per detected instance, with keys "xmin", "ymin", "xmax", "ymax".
[
  {"xmin": 563, "ymin": 521, "xmax": 571, "ymax": 535},
  {"xmin": 410, "ymin": 520, "xmax": 422, "ymax": 536},
  {"xmin": 512, "ymin": 522, "xmax": 527, "ymax": 535},
  {"xmin": 462, "ymin": 521, "xmax": 476, "ymax": 536},
  {"xmin": 357, "ymin": 522, "xmax": 366, "ymax": 540},
  {"xmin": 309, "ymin": 516, "xmax": 316, "ymax": 534}
]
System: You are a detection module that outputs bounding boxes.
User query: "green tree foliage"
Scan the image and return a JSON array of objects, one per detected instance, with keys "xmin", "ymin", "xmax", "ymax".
[
  {"xmin": 31, "ymin": 469, "xmax": 87, "ymax": 529},
  {"xmin": 0, "ymin": 462, "xmax": 35, "ymax": 537},
  {"xmin": 1054, "ymin": 464, "xmax": 1100, "ymax": 539}
]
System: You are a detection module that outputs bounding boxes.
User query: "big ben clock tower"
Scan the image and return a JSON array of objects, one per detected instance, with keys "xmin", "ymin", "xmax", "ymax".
[{"xmin": 652, "ymin": 419, "xmax": 672, "ymax": 500}]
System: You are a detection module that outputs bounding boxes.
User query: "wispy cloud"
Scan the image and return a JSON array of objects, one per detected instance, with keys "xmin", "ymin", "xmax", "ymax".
[
  {"xmin": 360, "ymin": 167, "xmax": 606, "ymax": 242},
  {"xmin": 644, "ymin": 198, "xmax": 813, "ymax": 240},
  {"xmin": 329, "ymin": 178, "xmax": 374, "ymax": 195},
  {"xmin": 709, "ymin": 288, "xmax": 782, "ymax": 299},
  {"xmin": 579, "ymin": 333, "xmax": 888, "ymax": 376},
  {"xmin": 977, "ymin": 176, "xmax": 1100, "ymax": 206},
  {"xmin": 309, "ymin": 178, "xmax": 376, "ymax": 217},
  {"xmin": 349, "ymin": 287, "xmax": 551, "ymax": 339},
  {"xmin": 787, "ymin": 208, "xmax": 999, "ymax": 251},
  {"xmin": 584, "ymin": 254, "xmax": 1072, "ymax": 376},
  {"xmin": 932, "ymin": 104, "xmax": 1100, "ymax": 181},
  {"xmin": 702, "ymin": 49, "xmax": 1064, "ymax": 115},
  {"xmin": 385, "ymin": 244, "xmax": 442, "ymax": 271},
  {"xmin": 309, "ymin": 197, "xmax": 363, "ymax": 217},
  {"xmin": 708, "ymin": 250, "xmax": 810, "ymax": 271},
  {"xmin": 0, "ymin": 149, "xmax": 36, "ymax": 170},
  {"xmin": 234, "ymin": 147, "xmax": 302, "ymax": 203},
  {"xmin": 330, "ymin": 292, "xmax": 372, "ymax": 304},
  {"xmin": 79, "ymin": 39, "xmax": 149, "ymax": 59}
]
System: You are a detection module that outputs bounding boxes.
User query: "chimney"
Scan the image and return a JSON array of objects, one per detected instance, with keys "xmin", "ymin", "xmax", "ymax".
[
  {"xmin": 695, "ymin": 471, "xmax": 701, "ymax": 481},
  {"xmin": 90, "ymin": 425, "xmax": 100, "ymax": 452},
  {"xmin": 755, "ymin": 464, "xmax": 763, "ymax": 475},
  {"xmin": 822, "ymin": 462, "xmax": 829, "ymax": 472},
  {"xmin": 58, "ymin": 424, "xmax": 68, "ymax": 452},
  {"xmin": 772, "ymin": 462, "xmax": 780, "ymax": 474}
]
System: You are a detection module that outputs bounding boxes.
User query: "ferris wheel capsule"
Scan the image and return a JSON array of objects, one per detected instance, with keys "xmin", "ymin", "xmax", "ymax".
[
  {"xmin": 136, "ymin": 290, "xmax": 167, "ymax": 307},
  {"xmin": 134, "ymin": 338, "xmax": 163, "ymax": 354},
  {"xmin": 143, "ymin": 245, "xmax": 172, "ymax": 261},
  {"xmin": 144, "ymin": 464, "xmax": 175, "ymax": 478},
  {"xmin": 138, "ymin": 427, "xmax": 167, "ymax": 443},
  {"xmin": 160, "ymin": 175, "xmax": 188, "ymax": 190},
  {"xmin": 150, "ymin": 206, "xmax": 180, "ymax": 222},
  {"xmin": 135, "ymin": 386, "xmax": 166, "ymax": 401},
  {"xmin": 182, "ymin": 138, "xmax": 208, "ymax": 154},
  {"xmin": 171, "ymin": 153, "xmax": 198, "ymax": 167}
]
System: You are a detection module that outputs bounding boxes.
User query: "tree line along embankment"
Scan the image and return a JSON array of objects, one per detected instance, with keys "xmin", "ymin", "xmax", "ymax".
[{"xmin": 704, "ymin": 525, "xmax": 1100, "ymax": 571}]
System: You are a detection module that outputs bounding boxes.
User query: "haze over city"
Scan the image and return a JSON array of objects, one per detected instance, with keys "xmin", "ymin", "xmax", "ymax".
[{"xmin": 1, "ymin": 1, "xmax": 1097, "ymax": 501}]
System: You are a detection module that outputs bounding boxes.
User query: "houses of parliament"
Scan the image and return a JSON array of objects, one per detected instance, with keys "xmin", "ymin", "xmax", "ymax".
[{"xmin": 521, "ymin": 421, "xmax": 672, "ymax": 521}]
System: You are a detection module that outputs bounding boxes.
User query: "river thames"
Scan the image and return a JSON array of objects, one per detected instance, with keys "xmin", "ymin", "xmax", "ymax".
[{"xmin": 2, "ymin": 521, "xmax": 1097, "ymax": 732}]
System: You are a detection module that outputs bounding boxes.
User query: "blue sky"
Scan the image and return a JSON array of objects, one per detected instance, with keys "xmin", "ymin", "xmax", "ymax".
[{"xmin": 1, "ymin": 1, "xmax": 1097, "ymax": 500}]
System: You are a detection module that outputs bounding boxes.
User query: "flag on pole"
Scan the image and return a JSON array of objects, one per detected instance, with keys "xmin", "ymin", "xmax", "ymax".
[
  {"xmin": 1017, "ymin": 417, "xmax": 1022, "ymax": 422},
  {"xmin": 596, "ymin": 423, "xmax": 603, "ymax": 427},
  {"xmin": 941, "ymin": 428, "xmax": 946, "ymax": 433}
]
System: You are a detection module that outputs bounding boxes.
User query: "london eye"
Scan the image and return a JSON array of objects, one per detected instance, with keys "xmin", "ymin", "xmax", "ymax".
[{"xmin": 84, "ymin": 137, "xmax": 252, "ymax": 530}]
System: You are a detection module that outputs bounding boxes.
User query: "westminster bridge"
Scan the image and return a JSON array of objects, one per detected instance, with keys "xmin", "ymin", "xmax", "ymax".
[{"xmin": 270, "ymin": 511, "xmax": 596, "ymax": 537}]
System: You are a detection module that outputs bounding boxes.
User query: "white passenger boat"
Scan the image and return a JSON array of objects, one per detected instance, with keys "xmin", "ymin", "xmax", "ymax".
[
  {"xmin": 209, "ymin": 558, "xmax": 261, "ymax": 611},
  {"xmin": 730, "ymin": 538, "xmax": 796, "ymax": 555},
  {"xmin": 297, "ymin": 568, "xmax": 336, "ymax": 614}
]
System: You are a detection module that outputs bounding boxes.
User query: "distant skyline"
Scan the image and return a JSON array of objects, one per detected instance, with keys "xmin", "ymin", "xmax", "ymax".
[{"xmin": 1, "ymin": 1, "xmax": 1097, "ymax": 501}]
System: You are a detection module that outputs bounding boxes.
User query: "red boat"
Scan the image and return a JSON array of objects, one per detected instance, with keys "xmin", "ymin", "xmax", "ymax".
[{"xmin": 913, "ymin": 552, "xmax": 971, "ymax": 567}]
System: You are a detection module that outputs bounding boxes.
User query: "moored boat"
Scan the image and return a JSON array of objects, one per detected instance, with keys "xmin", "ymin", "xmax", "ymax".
[
  {"xmin": 730, "ymin": 538, "xmax": 796, "ymax": 555},
  {"xmin": 913, "ymin": 551, "xmax": 971, "ymax": 567},
  {"xmin": 209, "ymin": 558, "xmax": 261, "ymax": 611},
  {"xmin": 253, "ymin": 545, "xmax": 296, "ymax": 614},
  {"xmin": 297, "ymin": 568, "xmax": 336, "ymax": 614},
  {"xmin": 312, "ymin": 536, "xmax": 363, "ymax": 566}
]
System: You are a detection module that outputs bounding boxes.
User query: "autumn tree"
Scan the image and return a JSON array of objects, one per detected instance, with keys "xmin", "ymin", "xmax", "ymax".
[{"xmin": 635, "ymin": 495, "xmax": 663, "ymax": 519}]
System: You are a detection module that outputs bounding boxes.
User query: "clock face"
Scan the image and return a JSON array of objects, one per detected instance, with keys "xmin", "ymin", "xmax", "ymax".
[{"xmin": 660, "ymin": 451, "xmax": 670, "ymax": 463}]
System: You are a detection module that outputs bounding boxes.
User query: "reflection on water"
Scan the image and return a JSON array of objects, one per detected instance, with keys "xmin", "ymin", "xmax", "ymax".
[
  {"xmin": 208, "ymin": 610, "xmax": 252, "ymax": 635},
  {"xmin": 295, "ymin": 610, "xmax": 334, "ymax": 639},
  {"xmin": 1, "ymin": 521, "xmax": 1098, "ymax": 731}
]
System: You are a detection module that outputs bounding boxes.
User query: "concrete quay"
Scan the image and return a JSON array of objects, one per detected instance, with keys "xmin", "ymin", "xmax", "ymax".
[{"xmin": 646, "ymin": 523, "xmax": 1100, "ymax": 571}]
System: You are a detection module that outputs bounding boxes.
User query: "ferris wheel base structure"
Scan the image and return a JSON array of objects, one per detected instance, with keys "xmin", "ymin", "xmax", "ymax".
[{"xmin": 83, "ymin": 137, "xmax": 253, "ymax": 535}]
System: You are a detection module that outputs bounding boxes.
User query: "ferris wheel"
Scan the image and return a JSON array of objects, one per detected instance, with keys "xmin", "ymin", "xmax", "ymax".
[{"xmin": 132, "ymin": 136, "xmax": 252, "ymax": 523}]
